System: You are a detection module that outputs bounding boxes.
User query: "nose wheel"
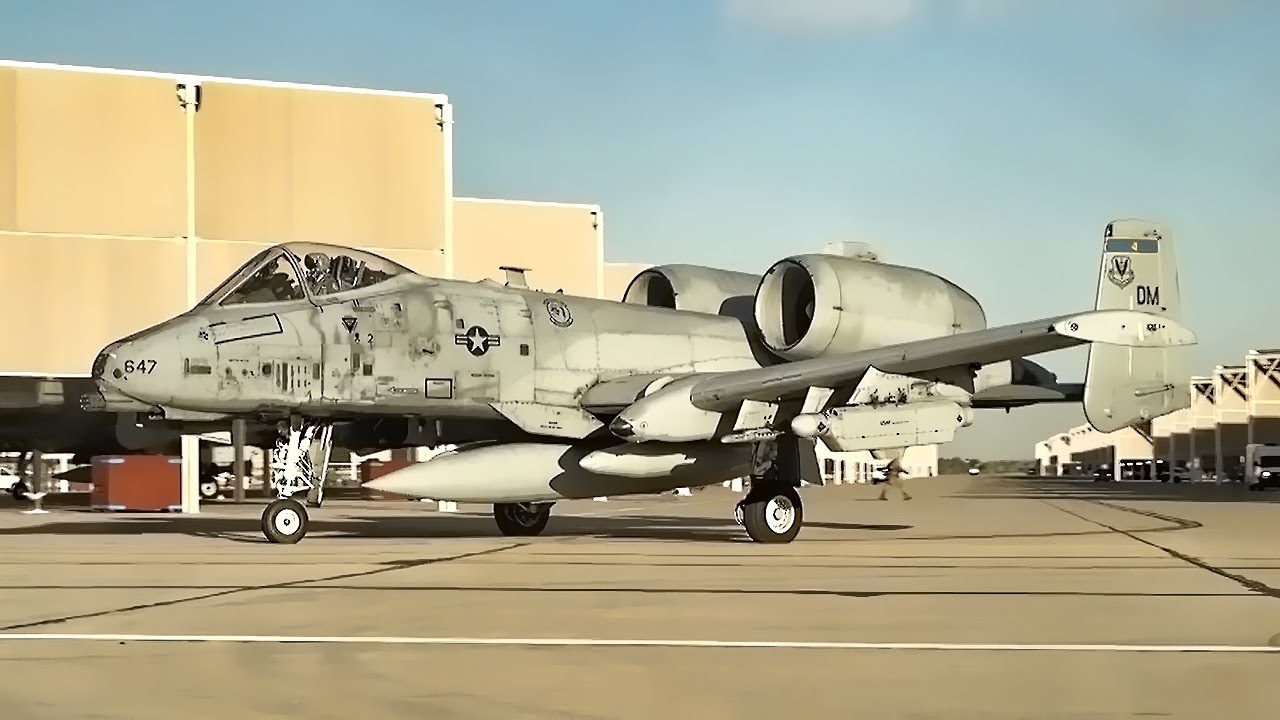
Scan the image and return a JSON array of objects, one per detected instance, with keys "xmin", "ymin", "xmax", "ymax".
[
  {"xmin": 262, "ymin": 498, "xmax": 309, "ymax": 544},
  {"xmin": 199, "ymin": 479, "xmax": 220, "ymax": 500}
]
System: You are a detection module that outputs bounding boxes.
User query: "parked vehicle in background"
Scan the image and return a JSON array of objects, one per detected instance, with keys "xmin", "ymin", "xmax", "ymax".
[
  {"xmin": 1, "ymin": 467, "xmax": 30, "ymax": 498},
  {"xmin": 1249, "ymin": 454, "xmax": 1280, "ymax": 491}
]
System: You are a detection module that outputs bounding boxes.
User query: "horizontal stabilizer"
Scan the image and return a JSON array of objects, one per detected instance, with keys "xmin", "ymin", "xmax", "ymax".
[
  {"xmin": 970, "ymin": 383, "xmax": 1084, "ymax": 408},
  {"xmin": 1051, "ymin": 310, "xmax": 1196, "ymax": 348}
]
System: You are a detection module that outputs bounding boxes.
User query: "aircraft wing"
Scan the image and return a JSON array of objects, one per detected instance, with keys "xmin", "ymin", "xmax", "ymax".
[{"xmin": 688, "ymin": 309, "xmax": 1194, "ymax": 424}]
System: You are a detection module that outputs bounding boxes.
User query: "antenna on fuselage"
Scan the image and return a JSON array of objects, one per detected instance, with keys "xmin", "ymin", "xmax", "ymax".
[
  {"xmin": 822, "ymin": 241, "xmax": 880, "ymax": 262},
  {"xmin": 499, "ymin": 266, "xmax": 531, "ymax": 288}
]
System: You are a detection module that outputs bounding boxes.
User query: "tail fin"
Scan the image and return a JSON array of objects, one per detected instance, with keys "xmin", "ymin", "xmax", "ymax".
[{"xmin": 1083, "ymin": 219, "xmax": 1192, "ymax": 432}]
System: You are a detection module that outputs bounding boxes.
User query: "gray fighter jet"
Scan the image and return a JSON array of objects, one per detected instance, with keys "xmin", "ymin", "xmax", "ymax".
[{"xmin": 84, "ymin": 219, "xmax": 1194, "ymax": 544}]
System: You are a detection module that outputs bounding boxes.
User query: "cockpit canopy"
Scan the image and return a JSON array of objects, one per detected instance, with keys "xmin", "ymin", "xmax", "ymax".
[{"xmin": 197, "ymin": 242, "xmax": 414, "ymax": 307}]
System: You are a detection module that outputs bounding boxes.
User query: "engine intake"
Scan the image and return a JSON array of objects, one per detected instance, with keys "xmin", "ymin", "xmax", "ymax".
[
  {"xmin": 623, "ymin": 264, "xmax": 760, "ymax": 322},
  {"xmin": 754, "ymin": 254, "xmax": 987, "ymax": 360}
]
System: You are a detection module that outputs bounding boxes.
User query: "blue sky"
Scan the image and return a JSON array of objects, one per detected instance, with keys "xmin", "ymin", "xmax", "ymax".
[{"xmin": 3, "ymin": 0, "xmax": 1278, "ymax": 458}]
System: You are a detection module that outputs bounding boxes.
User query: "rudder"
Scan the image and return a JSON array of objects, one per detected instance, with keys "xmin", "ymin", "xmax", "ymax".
[{"xmin": 1083, "ymin": 219, "xmax": 1191, "ymax": 432}]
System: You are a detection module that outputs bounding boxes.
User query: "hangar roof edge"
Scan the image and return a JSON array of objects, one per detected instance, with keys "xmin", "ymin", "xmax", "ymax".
[
  {"xmin": 454, "ymin": 197, "xmax": 602, "ymax": 212},
  {"xmin": 0, "ymin": 59, "xmax": 449, "ymax": 104}
]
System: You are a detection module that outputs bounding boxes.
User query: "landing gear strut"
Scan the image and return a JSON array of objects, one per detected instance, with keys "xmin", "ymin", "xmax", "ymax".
[
  {"xmin": 261, "ymin": 418, "xmax": 333, "ymax": 544},
  {"xmin": 734, "ymin": 439, "xmax": 805, "ymax": 544},
  {"xmin": 493, "ymin": 502, "xmax": 553, "ymax": 536}
]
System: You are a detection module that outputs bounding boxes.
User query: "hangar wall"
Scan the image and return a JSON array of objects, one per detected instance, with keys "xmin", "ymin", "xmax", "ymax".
[
  {"xmin": 1246, "ymin": 350, "xmax": 1280, "ymax": 449},
  {"xmin": 603, "ymin": 262, "xmax": 652, "ymax": 301},
  {"xmin": 0, "ymin": 65, "xmax": 197, "ymax": 375},
  {"xmin": 451, "ymin": 198, "xmax": 602, "ymax": 298},
  {"xmin": 1032, "ymin": 422, "xmax": 1153, "ymax": 478},
  {"xmin": 1, "ymin": 60, "xmax": 610, "ymax": 378},
  {"xmin": 815, "ymin": 443, "xmax": 938, "ymax": 482}
]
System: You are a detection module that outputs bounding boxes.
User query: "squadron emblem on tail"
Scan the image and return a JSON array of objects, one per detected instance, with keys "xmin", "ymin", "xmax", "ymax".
[{"xmin": 1106, "ymin": 256, "xmax": 1135, "ymax": 289}]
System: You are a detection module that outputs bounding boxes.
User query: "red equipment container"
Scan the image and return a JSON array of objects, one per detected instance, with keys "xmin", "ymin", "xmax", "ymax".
[{"xmin": 90, "ymin": 455, "xmax": 183, "ymax": 512}]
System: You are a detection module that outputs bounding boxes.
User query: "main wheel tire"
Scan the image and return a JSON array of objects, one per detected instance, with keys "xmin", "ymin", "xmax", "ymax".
[
  {"xmin": 493, "ymin": 502, "xmax": 551, "ymax": 537},
  {"xmin": 199, "ymin": 479, "xmax": 220, "ymax": 500},
  {"xmin": 742, "ymin": 485, "xmax": 803, "ymax": 544},
  {"xmin": 262, "ymin": 498, "xmax": 309, "ymax": 544}
]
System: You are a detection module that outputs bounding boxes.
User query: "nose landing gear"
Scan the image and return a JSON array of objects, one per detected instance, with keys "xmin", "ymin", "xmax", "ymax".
[{"xmin": 261, "ymin": 418, "xmax": 333, "ymax": 544}]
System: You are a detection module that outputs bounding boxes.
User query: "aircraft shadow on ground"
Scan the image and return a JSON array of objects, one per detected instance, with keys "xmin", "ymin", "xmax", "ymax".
[
  {"xmin": 0, "ymin": 507, "xmax": 1203, "ymax": 544},
  {"xmin": 958, "ymin": 477, "xmax": 1280, "ymax": 503},
  {"xmin": 0, "ymin": 511, "xmax": 912, "ymax": 543}
]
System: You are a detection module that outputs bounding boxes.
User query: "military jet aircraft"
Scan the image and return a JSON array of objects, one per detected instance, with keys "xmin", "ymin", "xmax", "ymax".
[{"xmin": 84, "ymin": 218, "xmax": 1193, "ymax": 545}]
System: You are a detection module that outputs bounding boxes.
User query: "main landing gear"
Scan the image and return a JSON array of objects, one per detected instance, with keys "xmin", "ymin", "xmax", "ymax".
[
  {"xmin": 493, "ymin": 502, "xmax": 553, "ymax": 536},
  {"xmin": 732, "ymin": 439, "xmax": 805, "ymax": 544},
  {"xmin": 261, "ymin": 418, "xmax": 334, "ymax": 544}
]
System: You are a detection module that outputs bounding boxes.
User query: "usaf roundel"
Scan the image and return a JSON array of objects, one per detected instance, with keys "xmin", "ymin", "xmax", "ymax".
[{"xmin": 544, "ymin": 298, "xmax": 573, "ymax": 328}]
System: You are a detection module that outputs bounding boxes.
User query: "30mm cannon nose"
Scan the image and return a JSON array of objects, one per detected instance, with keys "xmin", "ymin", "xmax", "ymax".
[
  {"xmin": 91, "ymin": 342, "xmax": 120, "ymax": 379},
  {"xmin": 90, "ymin": 316, "xmax": 197, "ymax": 406}
]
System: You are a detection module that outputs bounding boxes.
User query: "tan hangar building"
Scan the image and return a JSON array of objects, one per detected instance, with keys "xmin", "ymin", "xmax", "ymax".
[{"xmin": 0, "ymin": 59, "xmax": 646, "ymax": 379}]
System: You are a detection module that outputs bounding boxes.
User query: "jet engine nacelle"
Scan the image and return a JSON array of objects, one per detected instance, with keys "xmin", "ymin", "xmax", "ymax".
[
  {"xmin": 622, "ymin": 264, "xmax": 760, "ymax": 323},
  {"xmin": 753, "ymin": 254, "xmax": 988, "ymax": 360},
  {"xmin": 790, "ymin": 400, "xmax": 974, "ymax": 453}
]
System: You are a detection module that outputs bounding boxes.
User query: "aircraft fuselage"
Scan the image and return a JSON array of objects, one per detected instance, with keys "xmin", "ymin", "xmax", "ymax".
[
  {"xmin": 93, "ymin": 276, "xmax": 765, "ymax": 427},
  {"xmin": 90, "ymin": 271, "xmax": 1043, "ymax": 441}
]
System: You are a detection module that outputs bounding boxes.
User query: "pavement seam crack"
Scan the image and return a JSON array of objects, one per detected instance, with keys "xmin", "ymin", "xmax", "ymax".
[
  {"xmin": 0, "ymin": 542, "xmax": 530, "ymax": 632},
  {"xmin": 1044, "ymin": 499, "xmax": 1280, "ymax": 601}
]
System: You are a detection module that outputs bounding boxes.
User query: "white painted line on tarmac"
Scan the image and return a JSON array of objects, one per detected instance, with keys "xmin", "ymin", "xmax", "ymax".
[{"xmin": 0, "ymin": 634, "xmax": 1278, "ymax": 653}]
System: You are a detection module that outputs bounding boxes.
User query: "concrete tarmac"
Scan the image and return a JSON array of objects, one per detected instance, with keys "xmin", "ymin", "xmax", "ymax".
[{"xmin": 1, "ymin": 475, "xmax": 1279, "ymax": 719}]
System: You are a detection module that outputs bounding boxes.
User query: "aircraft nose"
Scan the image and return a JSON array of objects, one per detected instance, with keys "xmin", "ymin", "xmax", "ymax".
[
  {"xmin": 91, "ymin": 341, "xmax": 121, "ymax": 381},
  {"xmin": 93, "ymin": 322, "xmax": 189, "ymax": 405}
]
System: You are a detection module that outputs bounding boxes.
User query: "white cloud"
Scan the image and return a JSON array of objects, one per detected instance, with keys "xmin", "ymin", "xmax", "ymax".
[
  {"xmin": 719, "ymin": 0, "xmax": 1242, "ymax": 36},
  {"xmin": 720, "ymin": 0, "xmax": 927, "ymax": 35},
  {"xmin": 954, "ymin": 0, "xmax": 1021, "ymax": 21}
]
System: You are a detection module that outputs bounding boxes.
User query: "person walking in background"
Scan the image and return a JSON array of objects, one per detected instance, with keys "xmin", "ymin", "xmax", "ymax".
[{"xmin": 875, "ymin": 458, "xmax": 912, "ymax": 501}]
